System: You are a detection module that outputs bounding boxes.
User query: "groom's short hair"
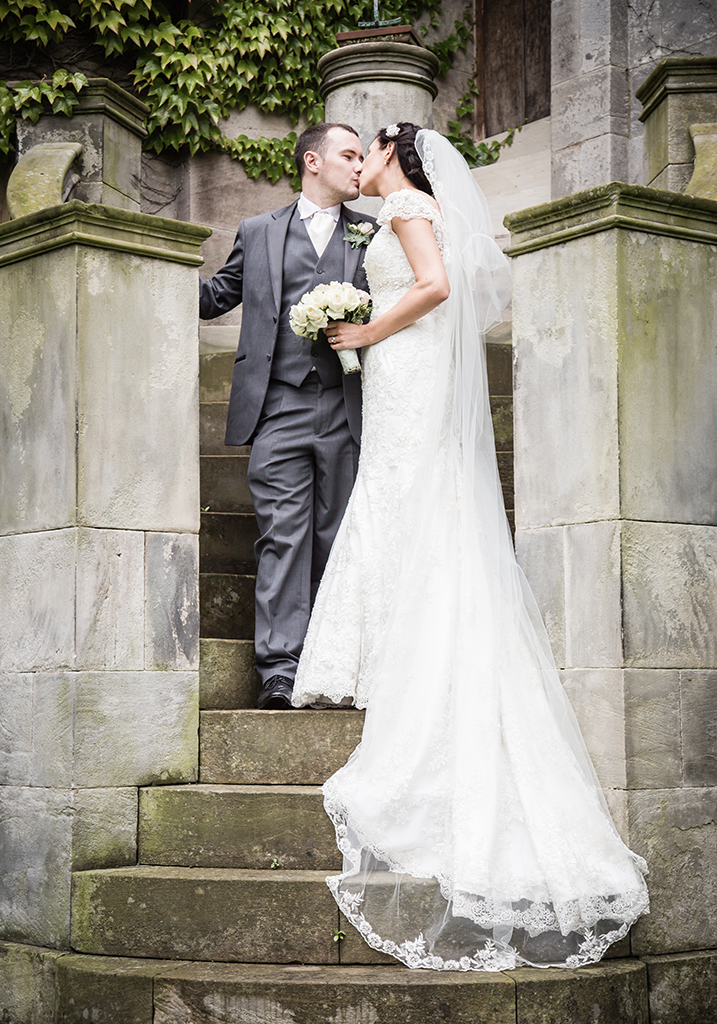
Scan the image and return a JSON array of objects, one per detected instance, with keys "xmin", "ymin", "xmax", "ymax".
[{"xmin": 294, "ymin": 123, "xmax": 360, "ymax": 179}]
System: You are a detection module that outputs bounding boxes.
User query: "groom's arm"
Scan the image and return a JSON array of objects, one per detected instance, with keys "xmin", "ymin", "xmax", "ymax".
[{"xmin": 199, "ymin": 222, "xmax": 245, "ymax": 320}]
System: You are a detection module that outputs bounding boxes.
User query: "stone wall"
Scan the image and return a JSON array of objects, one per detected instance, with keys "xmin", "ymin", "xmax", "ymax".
[
  {"xmin": 551, "ymin": 0, "xmax": 717, "ymax": 196},
  {"xmin": 507, "ymin": 183, "xmax": 717, "ymax": 958},
  {"xmin": 0, "ymin": 201, "xmax": 208, "ymax": 951}
]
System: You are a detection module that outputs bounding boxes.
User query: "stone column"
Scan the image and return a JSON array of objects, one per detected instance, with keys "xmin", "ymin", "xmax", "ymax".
[
  {"xmin": 0, "ymin": 199, "xmax": 209, "ymax": 948},
  {"xmin": 319, "ymin": 40, "xmax": 439, "ymax": 153},
  {"xmin": 505, "ymin": 184, "xmax": 717, "ymax": 958},
  {"xmin": 550, "ymin": 0, "xmax": 629, "ymax": 197}
]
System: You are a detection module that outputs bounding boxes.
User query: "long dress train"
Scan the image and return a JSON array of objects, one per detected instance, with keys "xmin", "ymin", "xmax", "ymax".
[{"xmin": 292, "ymin": 159, "xmax": 648, "ymax": 971}]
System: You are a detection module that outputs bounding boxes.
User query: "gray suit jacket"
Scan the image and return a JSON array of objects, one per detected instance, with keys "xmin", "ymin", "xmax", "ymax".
[{"xmin": 200, "ymin": 201, "xmax": 375, "ymax": 447}]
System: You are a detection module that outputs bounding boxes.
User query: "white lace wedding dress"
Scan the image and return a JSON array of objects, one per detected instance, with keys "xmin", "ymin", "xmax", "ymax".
[{"xmin": 292, "ymin": 182, "xmax": 649, "ymax": 971}]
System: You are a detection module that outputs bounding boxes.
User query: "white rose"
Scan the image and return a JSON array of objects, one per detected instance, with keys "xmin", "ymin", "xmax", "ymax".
[
  {"xmin": 303, "ymin": 303, "xmax": 328, "ymax": 331},
  {"xmin": 289, "ymin": 304, "xmax": 309, "ymax": 334},
  {"xmin": 356, "ymin": 289, "xmax": 370, "ymax": 304},
  {"xmin": 357, "ymin": 222, "xmax": 374, "ymax": 235},
  {"xmin": 324, "ymin": 284, "xmax": 348, "ymax": 317}
]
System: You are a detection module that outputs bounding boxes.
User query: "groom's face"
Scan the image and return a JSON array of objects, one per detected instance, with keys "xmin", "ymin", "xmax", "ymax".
[{"xmin": 312, "ymin": 128, "xmax": 364, "ymax": 203}]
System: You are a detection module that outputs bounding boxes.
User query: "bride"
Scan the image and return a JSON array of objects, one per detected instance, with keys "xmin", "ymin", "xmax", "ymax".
[{"xmin": 291, "ymin": 123, "xmax": 649, "ymax": 971}]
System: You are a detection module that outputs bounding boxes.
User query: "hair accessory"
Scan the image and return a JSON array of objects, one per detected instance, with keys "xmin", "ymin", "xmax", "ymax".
[{"xmin": 385, "ymin": 124, "xmax": 400, "ymax": 138}]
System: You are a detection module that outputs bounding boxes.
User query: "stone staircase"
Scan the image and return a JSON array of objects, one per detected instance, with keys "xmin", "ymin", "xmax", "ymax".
[{"xmin": 53, "ymin": 348, "xmax": 651, "ymax": 1022}]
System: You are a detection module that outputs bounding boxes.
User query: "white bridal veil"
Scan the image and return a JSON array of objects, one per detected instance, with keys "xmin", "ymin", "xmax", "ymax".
[{"xmin": 321, "ymin": 129, "xmax": 649, "ymax": 970}]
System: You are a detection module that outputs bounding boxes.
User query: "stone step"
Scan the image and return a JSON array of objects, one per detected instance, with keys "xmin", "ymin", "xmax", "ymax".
[
  {"xmin": 199, "ymin": 637, "xmax": 257, "ymax": 709},
  {"xmin": 70, "ymin": 866, "xmax": 342, "ymax": 964},
  {"xmin": 199, "ymin": 572, "xmax": 255, "ymax": 640},
  {"xmin": 138, "ymin": 784, "xmax": 340, "ymax": 870},
  {"xmin": 200, "ymin": 510, "xmax": 258, "ymax": 574},
  {"xmin": 200, "ymin": 709, "xmax": 364, "ymax": 785},
  {"xmin": 200, "ymin": 454, "xmax": 252, "ymax": 514},
  {"xmin": 55, "ymin": 952, "xmax": 650, "ymax": 1024},
  {"xmin": 199, "ymin": 350, "xmax": 234, "ymax": 403},
  {"xmin": 200, "ymin": 401, "xmax": 233, "ymax": 456}
]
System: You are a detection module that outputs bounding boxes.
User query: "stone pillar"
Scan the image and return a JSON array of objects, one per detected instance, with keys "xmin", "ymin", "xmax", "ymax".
[
  {"xmin": 550, "ymin": 0, "xmax": 629, "ymax": 198},
  {"xmin": 0, "ymin": 199, "xmax": 209, "ymax": 948},
  {"xmin": 319, "ymin": 40, "xmax": 439, "ymax": 153},
  {"xmin": 15, "ymin": 78, "xmax": 149, "ymax": 211},
  {"xmin": 636, "ymin": 57, "xmax": 717, "ymax": 193},
  {"xmin": 505, "ymin": 184, "xmax": 717, "ymax": 958}
]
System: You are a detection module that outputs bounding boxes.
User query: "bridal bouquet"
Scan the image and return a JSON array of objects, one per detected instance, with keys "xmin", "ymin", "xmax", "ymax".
[{"xmin": 289, "ymin": 281, "xmax": 371, "ymax": 375}]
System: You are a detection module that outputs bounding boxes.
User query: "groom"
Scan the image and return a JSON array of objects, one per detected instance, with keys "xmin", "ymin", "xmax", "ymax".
[{"xmin": 200, "ymin": 123, "xmax": 374, "ymax": 709}]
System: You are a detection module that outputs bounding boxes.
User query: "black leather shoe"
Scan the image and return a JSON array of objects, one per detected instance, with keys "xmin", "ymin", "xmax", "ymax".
[{"xmin": 257, "ymin": 675, "xmax": 295, "ymax": 710}]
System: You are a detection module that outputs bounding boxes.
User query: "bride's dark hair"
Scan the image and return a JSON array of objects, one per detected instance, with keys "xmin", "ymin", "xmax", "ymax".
[{"xmin": 376, "ymin": 123, "xmax": 434, "ymax": 197}]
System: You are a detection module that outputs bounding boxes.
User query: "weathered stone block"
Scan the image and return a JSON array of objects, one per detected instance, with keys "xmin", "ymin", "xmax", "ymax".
[
  {"xmin": 0, "ymin": 940, "xmax": 65, "ymax": 1024},
  {"xmin": 144, "ymin": 532, "xmax": 199, "ymax": 671},
  {"xmin": 189, "ymin": 148, "xmax": 296, "ymax": 232},
  {"xmin": 564, "ymin": 520, "xmax": 622, "ymax": 668},
  {"xmin": 512, "ymin": 232, "xmax": 620, "ymax": 529},
  {"xmin": 0, "ymin": 787, "xmax": 73, "ymax": 947},
  {"xmin": 552, "ymin": 64, "xmax": 628, "ymax": 150},
  {"xmin": 200, "ymin": 709, "xmax": 364, "ymax": 785},
  {"xmin": 642, "ymin": 948, "xmax": 717, "ymax": 1024},
  {"xmin": 71, "ymin": 866, "xmax": 340, "ymax": 963},
  {"xmin": 153, "ymin": 962, "xmax": 516, "ymax": 1024},
  {"xmin": 628, "ymin": 787, "xmax": 717, "ymax": 955},
  {"xmin": 618, "ymin": 231, "xmax": 717, "ymax": 524},
  {"xmin": 73, "ymin": 671, "xmax": 198, "ymax": 787},
  {"xmin": 680, "ymin": 670, "xmax": 717, "ymax": 788},
  {"xmin": 0, "ymin": 530, "xmax": 76, "ymax": 672},
  {"xmin": 55, "ymin": 954, "xmax": 160, "ymax": 1024},
  {"xmin": 30, "ymin": 673, "xmax": 74, "ymax": 787},
  {"xmin": 561, "ymin": 669, "xmax": 626, "ymax": 790},
  {"xmin": 70, "ymin": 788, "xmax": 138, "ymax": 872},
  {"xmin": 551, "ymin": 0, "xmax": 581, "ymax": 85},
  {"xmin": 0, "ymin": 674, "xmax": 32, "ymax": 785},
  {"xmin": 621, "ymin": 521, "xmax": 717, "ymax": 669},
  {"xmin": 138, "ymin": 783, "xmax": 339, "ymax": 870},
  {"xmin": 75, "ymin": 527, "xmax": 145, "ymax": 671},
  {"xmin": 199, "ymin": 637, "xmax": 258, "ymax": 709},
  {"xmin": 515, "ymin": 527, "xmax": 566, "ymax": 665},
  {"xmin": 76, "ymin": 247, "xmax": 199, "ymax": 533},
  {"xmin": 513, "ymin": 959, "xmax": 648, "ymax": 1024},
  {"xmin": 0, "ymin": 249, "xmax": 77, "ymax": 534},
  {"xmin": 624, "ymin": 670, "xmax": 682, "ymax": 789}
]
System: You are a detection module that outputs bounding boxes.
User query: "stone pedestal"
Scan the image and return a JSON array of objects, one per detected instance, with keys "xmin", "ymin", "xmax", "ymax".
[
  {"xmin": 319, "ymin": 41, "xmax": 439, "ymax": 153},
  {"xmin": 505, "ymin": 184, "xmax": 717, "ymax": 960},
  {"xmin": 0, "ymin": 201, "xmax": 210, "ymax": 948},
  {"xmin": 15, "ymin": 79, "xmax": 149, "ymax": 211},
  {"xmin": 637, "ymin": 57, "xmax": 717, "ymax": 193}
]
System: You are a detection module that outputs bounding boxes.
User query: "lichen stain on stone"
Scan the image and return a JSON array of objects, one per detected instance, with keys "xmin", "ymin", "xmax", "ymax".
[{"xmin": 0, "ymin": 307, "xmax": 46, "ymax": 422}]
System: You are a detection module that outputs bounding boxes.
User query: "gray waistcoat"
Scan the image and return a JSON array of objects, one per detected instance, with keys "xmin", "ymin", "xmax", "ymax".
[{"xmin": 272, "ymin": 208, "xmax": 346, "ymax": 388}]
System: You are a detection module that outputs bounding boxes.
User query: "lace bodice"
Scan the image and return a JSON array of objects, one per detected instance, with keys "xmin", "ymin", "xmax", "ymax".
[{"xmin": 364, "ymin": 189, "xmax": 446, "ymax": 317}]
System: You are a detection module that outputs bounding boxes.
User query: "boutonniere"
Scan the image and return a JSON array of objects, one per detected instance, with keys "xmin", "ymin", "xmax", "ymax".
[{"xmin": 344, "ymin": 221, "xmax": 375, "ymax": 249}]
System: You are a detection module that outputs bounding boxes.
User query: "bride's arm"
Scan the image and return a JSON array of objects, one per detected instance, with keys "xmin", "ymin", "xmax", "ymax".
[{"xmin": 326, "ymin": 216, "xmax": 449, "ymax": 350}]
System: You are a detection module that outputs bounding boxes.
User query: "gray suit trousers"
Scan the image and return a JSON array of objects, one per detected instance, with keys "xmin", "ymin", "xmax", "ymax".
[{"xmin": 248, "ymin": 374, "xmax": 359, "ymax": 683}]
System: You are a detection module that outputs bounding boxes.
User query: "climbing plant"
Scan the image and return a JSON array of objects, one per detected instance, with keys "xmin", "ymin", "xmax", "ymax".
[{"xmin": 0, "ymin": 0, "xmax": 512, "ymax": 180}]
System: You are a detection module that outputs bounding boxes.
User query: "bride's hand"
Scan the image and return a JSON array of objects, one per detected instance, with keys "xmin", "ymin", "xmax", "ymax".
[{"xmin": 325, "ymin": 320, "xmax": 375, "ymax": 349}]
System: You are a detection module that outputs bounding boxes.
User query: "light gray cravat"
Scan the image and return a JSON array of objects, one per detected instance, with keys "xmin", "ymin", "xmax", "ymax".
[{"xmin": 308, "ymin": 210, "xmax": 336, "ymax": 256}]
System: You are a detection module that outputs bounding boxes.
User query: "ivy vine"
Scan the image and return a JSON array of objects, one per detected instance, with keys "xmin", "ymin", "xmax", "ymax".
[{"xmin": 0, "ymin": 0, "xmax": 513, "ymax": 184}]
